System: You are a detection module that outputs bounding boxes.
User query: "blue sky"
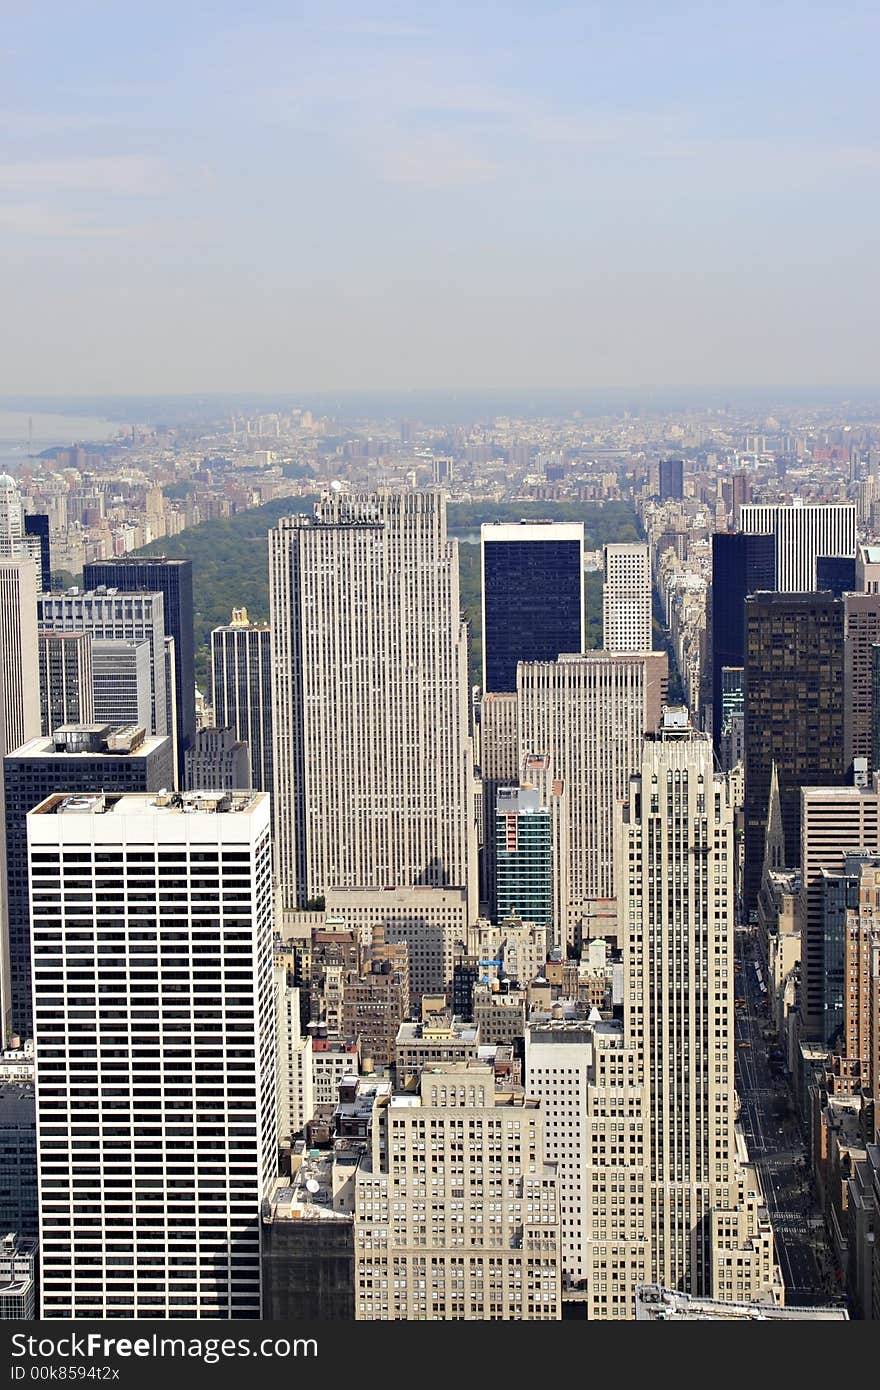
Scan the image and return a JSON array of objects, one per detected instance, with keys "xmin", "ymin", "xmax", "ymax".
[{"xmin": 2, "ymin": 1, "xmax": 879, "ymax": 394}]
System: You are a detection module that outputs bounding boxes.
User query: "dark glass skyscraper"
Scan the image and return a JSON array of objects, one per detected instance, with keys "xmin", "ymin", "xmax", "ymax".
[
  {"xmin": 84, "ymin": 558, "xmax": 195, "ymax": 779},
  {"xmin": 481, "ymin": 522, "xmax": 584, "ymax": 693},
  {"xmin": 743, "ymin": 592, "xmax": 846, "ymax": 912},
  {"xmin": 658, "ymin": 458, "xmax": 684, "ymax": 500},
  {"xmin": 710, "ymin": 531, "xmax": 776, "ymax": 750},
  {"xmin": 23, "ymin": 515, "xmax": 50, "ymax": 591}
]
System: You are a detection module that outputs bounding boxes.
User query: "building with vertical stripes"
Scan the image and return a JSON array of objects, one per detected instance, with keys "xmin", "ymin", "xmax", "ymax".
[
  {"xmin": 269, "ymin": 490, "xmax": 476, "ymax": 917},
  {"xmin": 28, "ymin": 788, "xmax": 277, "ymax": 1319},
  {"xmin": 602, "ymin": 543, "xmax": 652, "ymax": 653},
  {"xmin": 739, "ymin": 501, "xmax": 856, "ymax": 593},
  {"xmin": 211, "ymin": 608, "xmax": 273, "ymax": 793}
]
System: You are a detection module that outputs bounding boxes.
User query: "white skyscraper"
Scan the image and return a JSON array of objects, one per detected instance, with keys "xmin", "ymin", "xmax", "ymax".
[
  {"xmin": 517, "ymin": 651, "xmax": 667, "ymax": 946},
  {"xmin": 0, "ymin": 474, "xmax": 24, "ymax": 558},
  {"xmin": 269, "ymin": 489, "xmax": 476, "ymax": 916},
  {"xmin": 29, "ymin": 788, "xmax": 278, "ymax": 1319},
  {"xmin": 602, "ymin": 543, "xmax": 652, "ymax": 652},
  {"xmin": 0, "ymin": 556, "xmax": 41, "ymax": 754},
  {"xmin": 740, "ymin": 501, "xmax": 857, "ymax": 592}
]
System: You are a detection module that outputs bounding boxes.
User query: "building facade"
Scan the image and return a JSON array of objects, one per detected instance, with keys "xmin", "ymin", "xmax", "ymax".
[
  {"xmin": 28, "ymin": 788, "xmax": 277, "ymax": 1319},
  {"xmin": 269, "ymin": 491, "xmax": 476, "ymax": 917},
  {"xmin": 602, "ymin": 543, "xmax": 652, "ymax": 653},
  {"xmin": 480, "ymin": 521, "xmax": 585, "ymax": 693},
  {"xmin": 211, "ymin": 609, "xmax": 273, "ymax": 793},
  {"xmin": 739, "ymin": 501, "xmax": 856, "ymax": 593},
  {"xmin": 37, "ymin": 630, "xmax": 94, "ymax": 736}
]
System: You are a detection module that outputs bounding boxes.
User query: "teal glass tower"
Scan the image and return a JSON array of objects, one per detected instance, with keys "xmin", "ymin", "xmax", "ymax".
[{"xmin": 494, "ymin": 786, "xmax": 553, "ymax": 927}]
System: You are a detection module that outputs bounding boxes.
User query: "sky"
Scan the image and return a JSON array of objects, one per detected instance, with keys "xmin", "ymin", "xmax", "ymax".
[{"xmin": 2, "ymin": 0, "xmax": 879, "ymax": 396}]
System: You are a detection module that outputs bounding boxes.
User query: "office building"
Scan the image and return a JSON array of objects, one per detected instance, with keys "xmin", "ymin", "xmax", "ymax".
[
  {"xmin": 517, "ymin": 651, "xmax": 667, "ymax": 946},
  {"xmin": 269, "ymin": 491, "xmax": 476, "ymax": 916},
  {"xmin": 4, "ymin": 725, "xmax": 174, "ymax": 1041},
  {"xmin": 184, "ymin": 727, "xmax": 252, "ymax": 791},
  {"xmin": 341, "ymin": 927, "xmax": 409, "ymax": 1069},
  {"xmin": 353, "ymin": 1062, "xmax": 561, "ymax": 1320},
  {"xmin": 799, "ymin": 778, "xmax": 880, "ymax": 1041},
  {"xmin": 659, "ymin": 458, "xmax": 684, "ymax": 501},
  {"xmin": 0, "ymin": 558, "xmax": 40, "ymax": 755},
  {"xmin": 842, "ymin": 860, "xmax": 880, "ymax": 1103},
  {"xmin": 0, "ymin": 1084, "xmax": 37, "ymax": 1238},
  {"xmin": 211, "ymin": 608, "xmax": 273, "ymax": 793},
  {"xmin": 0, "ymin": 475, "xmax": 24, "ymax": 558},
  {"xmin": 39, "ymin": 589, "xmax": 168, "ymax": 740},
  {"xmin": 480, "ymin": 521, "xmax": 584, "ymax": 693},
  {"xmin": 84, "ymin": 559, "xmax": 195, "ymax": 782},
  {"xmin": 634, "ymin": 1285, "xmax": 847, "ymax": 1320},
  {"xmin": 0, "ymin": 1233, "xmax": 37, "ymax": 1319},
  {"xmin": 856, "ymin": 543, "xmax": 880, "ymax": 594},
  {"xmin": 29, "ymin": 788, "xmax": 277, "ymax": 1319},
  {"xmin": 740, "ymin": 501, "xmax": 856, "ymax": 592},
  {"xmin": 817, "ymin": 555, "xmax": 857, "ymax": 596},
  {"xmin": 602, "ymin": 543, "xmax": 652, "ymax": 652},
  {"xmin": 394, "ymin": 1017, "xmax": 480, "ymax": 1085},
  {"xmin": 719, "ymin": 666, "xmax": 745, "ymax": 771},
  {"xmin": 844, "ymin": 593, "xmax": 880, "ymax": 772},
  {"xmin": 324, "ymin": 885, "xmax": 469, "ymax": 1005},
  {"xmin": 526, "ymin": 717, "xmax": 747, "ymax": 1318},
  {"xmin": 37, "ymin": 630, "xmax": 94, "ymax": 735},
  {"xmin": 743, "ymin": 593, "xmax": 846, "ymax": 913},
  {"xmin": 23, "ymin": 515, "xmax": 51, "ymax": 593},
  {"xmin": 820, "ymin": 854, "xmax": 879, "ymax": 1048},
  {"xmin": 494, "ymin": 785, "xmax": 552, "ymax": 929},
  {"xmin": 477, "ymin": 691, "xmax": 519, "ymax": 913},
  {"xmin": 710, "ymin": 531, "xmax": 776, "ymax": 751},
  {"xmin": 91, "ymin": 638, "xmax": 152, "ymax": 730}
]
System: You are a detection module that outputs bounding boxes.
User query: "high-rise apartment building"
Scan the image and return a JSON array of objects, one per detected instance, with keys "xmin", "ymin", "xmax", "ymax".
[
  {"xmin": 480, "ymin": 521, "xmax": 584, "ymax": 693},
  {"xmin": 517, "ymin": 651, "xmax": 667, "ymax": 945},
  {"xmin": 495, "ymin": 785, "xmax": 553, "ymax": 929},
  {"xmin": 39, "ymin": 590, "xmax": 169, "ymax": 741},
  {"xmin": 84, "ymin": 559, "xmax": 195, "ymax": 782},
  {"xmin": 353, "ymin": 1062, "xmax": 561, "ymax": 1320},
  {"xmin": 740, "ymin": 501, "xmax": 856, "ymax": 593},
  {"xmin": 602, "ymin": 543, "xmax": 652, "ymax": 652},
  {"xmin": 211, "ymin": 608, "xmax": 273, "ymax": 793},
  {"xmin": 743, "ymin": 593, "xmax": 847, "ymax": 912},
  {"xmin": 0, "ymin": 475, "xmax": 24, "ymax": 558},
  {"xmin": 710, "ymin": 531, "xmax": 776, "ymax": 751},
  {"xmin": 4, "ymin": 725, "xmax": 174, "ymax": 1042},
  {"xmin": 37, "ymin": 630, "xmax": 94, "ymax": 735},
  {"xmin": 269, "ymin": 491, "xmax": 475, "ymax": 916},
  {"xmin": 29, "ymin": 787, "xmax": 277, "ymax": 1319}
]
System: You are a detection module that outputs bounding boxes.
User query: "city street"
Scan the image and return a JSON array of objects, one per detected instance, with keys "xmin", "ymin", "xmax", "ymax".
[{"xmin": 733, "ymin": 927, "xmax": 837, "ymax": 1307}]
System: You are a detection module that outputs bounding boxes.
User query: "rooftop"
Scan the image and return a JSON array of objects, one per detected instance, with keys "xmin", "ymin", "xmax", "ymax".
[
  {"xmin": 635, "ymin": 1285, "xmax": 848, "ymax": 1321},
  {"xmin": 33, "ymin": 789, "xmax": 263, "ymax": 818}
]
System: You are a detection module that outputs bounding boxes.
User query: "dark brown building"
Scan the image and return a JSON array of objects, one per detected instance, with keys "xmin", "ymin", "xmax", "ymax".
[{"xmin": 844, "ymin": 592, "xmax": 880, "ymax": 772}]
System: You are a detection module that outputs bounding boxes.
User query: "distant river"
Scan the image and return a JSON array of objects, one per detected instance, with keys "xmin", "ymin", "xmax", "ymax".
[{"xmin": 0, "ymin": 411, "xmax": 121, "ymax": 470}]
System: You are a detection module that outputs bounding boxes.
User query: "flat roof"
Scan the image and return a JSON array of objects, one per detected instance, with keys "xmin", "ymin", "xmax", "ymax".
[{"xmin": 31, "ymin": 789, "xmax": 264, "ymax": 818}]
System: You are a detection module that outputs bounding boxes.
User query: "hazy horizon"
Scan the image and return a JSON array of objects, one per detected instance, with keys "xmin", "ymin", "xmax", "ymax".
[{"xmin": 3, "ymin": 2, "xmax": 879, "ymax": 395}]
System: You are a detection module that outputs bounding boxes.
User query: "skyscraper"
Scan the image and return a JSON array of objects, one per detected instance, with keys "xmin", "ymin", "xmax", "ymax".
[
  {"xmin": 211, "ymin": 608, "xmax": 273, "ymax": 793},
  {"xmin": 710, "ymin": 531, "xmax": 776, "ymax": 751},
  {"xmin": 0, "ymin": 558, "xmax": 40, "ymax": 755},
  {"xmin": 4, "ymin": 724, "xmax": 174, "ymax": 1041},
  {"xmin": 494, "ymin": 785, "xmax": 553, "ymax": 928},
  {"xmin": 37, "ymin": 630, "xmax": 94, "ymax": 735},
  {"xmin": 184, "ymin": 727, "xmax": 252, "ymax": 791},
  {"xmin": 602, "ymin": 543, "xmax": 652, "ymax": 652},
  {"xmin": 84, "ymin": 559, "xmax": 195, "ymax": 781},
  {"xmin": 480, "ymin": 521, "xmax": 584, "ymax": 693},
  {"xmin": 659, "ymin": 458, "xmax": 684, "ymax": 501},
  {"xmin": 517, "ymin": 651, "xmax": 667, "ymax": 947},
  {"xmin": 28, "ymin": 787, "xmax": 277, "ymax": 1319},
  {"xmin": 739, "ymin": 501, "xmax": 856, "ymax": 592},
  {"xmin": 269, "ymin": 490, "xmax": 476, "ymax": 915},
  {"xmin": 91, "ymin": 639, "xmax": 152, "ymax": 729},
  {"xmin": 477, "ymin": 691, "xmax": 519, "ymax": 913},
  {"xmin": 0, "ymin": 475, "xmax": 24, "ymax": 558},
  {"xmin": 844, "ymin": 593, "xmax": 880, "ymax": 772},
  {"xmin": 743, "ymin": 593, "xmax": 847, "ymax": 912},
  {"xmin": 39, "ymin": 589, "xmax": 168, "ymax": 742}
]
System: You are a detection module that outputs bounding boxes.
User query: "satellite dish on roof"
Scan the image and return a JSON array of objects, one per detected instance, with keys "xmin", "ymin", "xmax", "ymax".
[
  {"xmin": 329, "ymin": 479, "xmax": 343, "ymax": 492},
  {"xmin": 305, "ymin": 1178, "xmax": 320, "ymax": 1194}
]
